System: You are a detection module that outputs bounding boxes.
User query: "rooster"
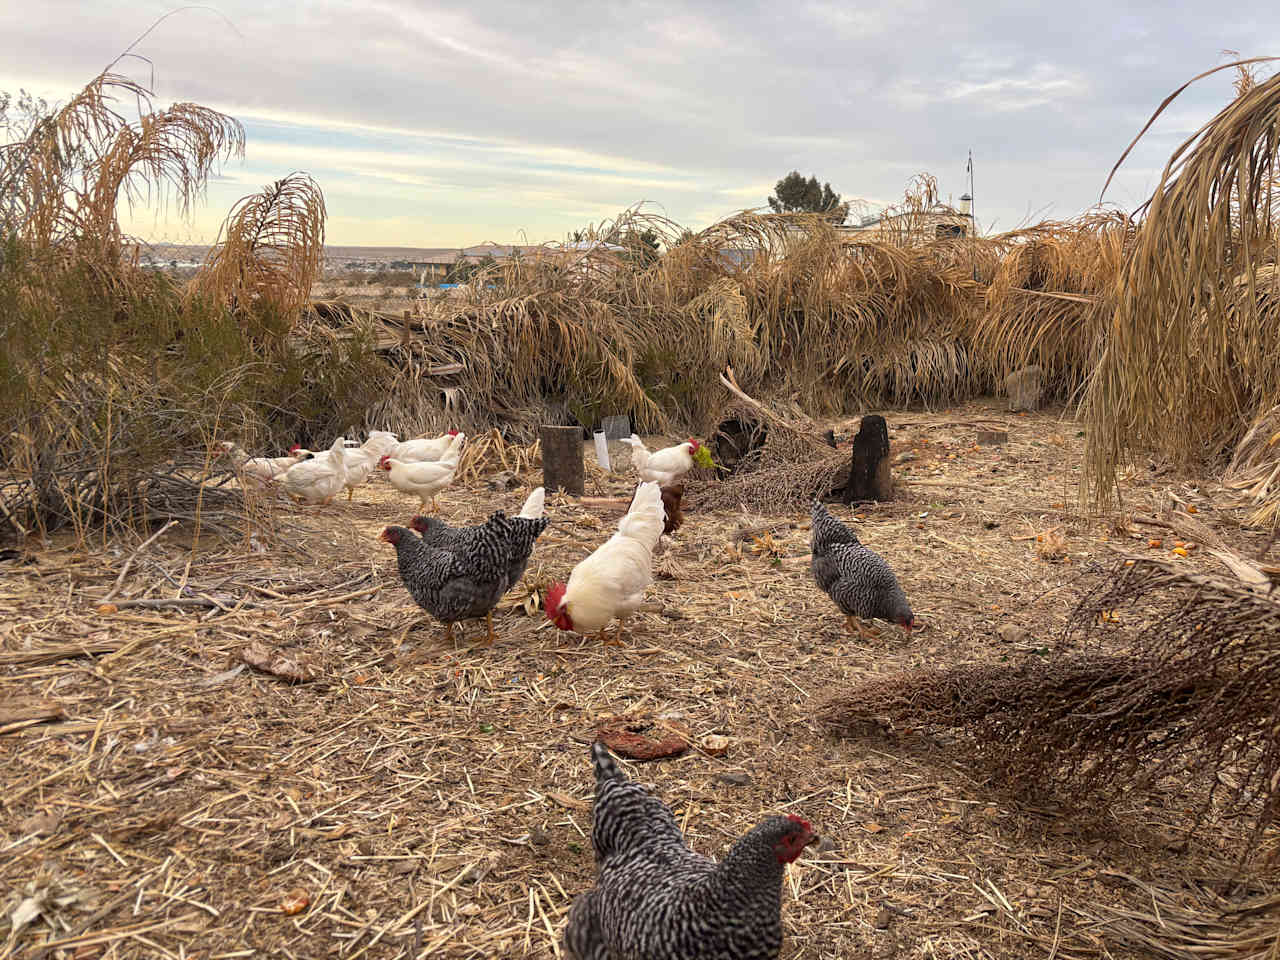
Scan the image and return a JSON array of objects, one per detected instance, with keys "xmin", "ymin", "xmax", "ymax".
[
  {"xmin": 810, "ymin": 499, "xmax": 913, "ymax": 638},
  {"xmin": 392, "ymin": 429, "xmax": 460, "ymax": 463},
  {"xmin": 379, "ymin": 435, "xmax": 463, "ymax": 511},
  {"xmin": 410, "ymin": 486, "xmax": 549, "ymax": 598},
  {"xmin": 621, "ymin": 436, "xmax": 703, "ymax": 488},
  {"xmin": 563, "ymin": 742, "xmax": 817, "ymax": 960},
  {"xmin": 546, "ymin": 482, "xmax": 664, "ymax": 645},
  {"xmin": 380, "ymin": 510, "xmax": 523, "ymax": 644}
]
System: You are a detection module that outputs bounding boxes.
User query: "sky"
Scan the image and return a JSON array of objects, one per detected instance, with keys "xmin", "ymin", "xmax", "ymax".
[{"xmin": 1, "ymin": 1, "xmax": 1277, "ymax": 248}]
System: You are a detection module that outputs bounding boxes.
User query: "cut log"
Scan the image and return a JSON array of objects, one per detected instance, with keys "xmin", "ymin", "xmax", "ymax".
[
  {"xmin": 843, "ymin": 415, "xmax": 893, "ymax": 504},
  {"xmin": 541, "ymin": 425, "xmax": 585, "ymax": 496}
]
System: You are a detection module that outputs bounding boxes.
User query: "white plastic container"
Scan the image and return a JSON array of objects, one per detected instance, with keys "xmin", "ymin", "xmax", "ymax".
[{"xmin": 593, "ymin": 430, "xmax": 610, "ymax": 472}]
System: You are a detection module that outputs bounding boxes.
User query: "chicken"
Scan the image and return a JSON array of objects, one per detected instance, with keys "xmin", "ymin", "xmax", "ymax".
[
  {"xmin": 660, "ymin": 483, "xmax": 684, "ymax": 536},
  {"xmin": 392, "ymin": 429, "xmax": 460, "ymax": 463},
  {"xmin": 380, "ymin": 512, "xmax": 520, "ymax": 644},
  {"xmin": 621, "ymin": 435, "xmax": 703, "ymax": 487},
  {"xmin": 337, "ymin": 431, "xmax": 399, "ymax": 501},
  {"xmin": 546, "ymin": 481, "xmax": 664, "ymax": 645},
  {"xmin": 379, "ymin": 437, "xmax": 463, "ymax": 511},
  {"xmin": 219, "ymin": 441, "xmax": 311, "ymax": 484},
  {"xmin": 810, "ymin": 498, "xmax": 913, "ymax": 638},
  {"xmin": 272, "ymin": 436, "xmax": 350, "ymax": 505},
  {"xmin": 412, "ymin": 488, "xmax": 547, "ymax": 616},
  {"xmin": 563, "ymin": 742, "xmax": 817, "ymax": 960}
]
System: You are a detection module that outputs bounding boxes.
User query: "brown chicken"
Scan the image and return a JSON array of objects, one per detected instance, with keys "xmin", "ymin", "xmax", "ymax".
[{"xmin": 659, "ymin": 483, "xmax": 684, "ymax": 536}]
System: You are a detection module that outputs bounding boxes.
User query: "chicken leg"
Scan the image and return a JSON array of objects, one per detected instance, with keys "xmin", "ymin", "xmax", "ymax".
[
  {"xmin": 444, "ymin": 622, "xmax": 456, "ymax": 644},
  {"xmin": 604, "ymin": 618, "xmax": 626, "ymax": 647},
  {"xmin": 844, "ymin": 614, "xmax": 879, "ymax": 641},
  {"xmin": 484, "ymin": 611, "xmax": 497, "ymax": 646}
]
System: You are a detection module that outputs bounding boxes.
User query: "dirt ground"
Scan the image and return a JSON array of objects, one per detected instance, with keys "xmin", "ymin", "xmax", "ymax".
[{"xmin": 2, "ymin": 401, "xmax": 1276, "ymax": 959}]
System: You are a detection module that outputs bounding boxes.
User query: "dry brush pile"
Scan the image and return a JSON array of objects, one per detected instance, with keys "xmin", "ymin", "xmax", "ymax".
[
  {"xmin": 821, "ymin": 555, "xmax": 1280, "ymax": 861},
  {"xmin": 0, "ymin": 69, "xmax": 388, "ymax": 544}
]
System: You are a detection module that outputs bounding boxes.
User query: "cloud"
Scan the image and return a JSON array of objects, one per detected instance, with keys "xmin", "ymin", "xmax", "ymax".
[{"xmin": 1, "ymin": 0, "xmax": 1276, "ymax": 245}]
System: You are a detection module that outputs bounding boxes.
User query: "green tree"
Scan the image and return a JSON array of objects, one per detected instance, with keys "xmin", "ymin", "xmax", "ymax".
[{"xmin": 767, "ymin": 171, "xmax": 849, "ymax": 222}]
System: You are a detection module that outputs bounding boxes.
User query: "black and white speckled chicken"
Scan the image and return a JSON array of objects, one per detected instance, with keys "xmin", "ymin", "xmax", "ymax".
[
  {"xmin": 810, "ymin": 498, "xmax": 913, "ymax": 638},
  {"xmin": 410, "ymin": 487, "xmax": 549, "ymax": 594},
  {"xmin": 380, "ymin": 511, "xmax": 516, "ymax": 644},
  {"xmin": 563, "ymin": 742, "xmax": 817, "ymax": 960}
]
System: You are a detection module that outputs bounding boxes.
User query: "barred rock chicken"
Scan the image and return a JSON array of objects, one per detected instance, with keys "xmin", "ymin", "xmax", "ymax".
[
  {"xmin": 810, "ymin": 499, "xmax": 913, "ymax": 638},
  {"xmin": 410, "ymin": 486, "xmax": 549, "ymax": 596},
  {"xmin": 621, "ymin": 435, "xmax": 703, "ymax": 488},
  {"xmin": 546, "ymin": 482, "xmax": 664, "ymax": 645},
  {"xmin": 219, "ymin": 442, "xmax": 311, "ymax": 484},
  {"xmin": 379, "ymin": 434, "xmax": 463, "ymax": 511},
  {"xmin": 563, "ymin": 742, "xmax": 817, "ymax": 960},
  {"xmin": 380, "ymin": 511, "xmax": 520, "ymax": 644},
  {"xmin": 392, "ymin": 429, "xmax": 460, "ymax": 463}
]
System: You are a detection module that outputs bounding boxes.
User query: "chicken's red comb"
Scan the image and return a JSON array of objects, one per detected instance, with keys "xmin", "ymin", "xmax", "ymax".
[
  {"xmin": 544, "ymin": 582, "xmax": 567, "ymax": 614},
  {"xmin": 447, "ymin": 429, "xmax": 459, "ymax": 436},
  {"xmin": 288, "ymin": 443, "xmax": 302, "ymax": 453},
  {"xmin": 787, "ymin": 814, "xmax": 812, "ymax": 832},
  {"xmin": 378, "ymin": 454, "xmax": 392, "ymax": 468}
]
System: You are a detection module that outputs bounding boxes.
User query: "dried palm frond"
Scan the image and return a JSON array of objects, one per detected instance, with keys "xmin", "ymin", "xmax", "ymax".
[
  {"xmin": 190, "ymin": 173, "xmax": 326, "ymax": 334},
  {"xmin": 1083, "ymin": 59, "xmax": 1280, "ymax": 506}
]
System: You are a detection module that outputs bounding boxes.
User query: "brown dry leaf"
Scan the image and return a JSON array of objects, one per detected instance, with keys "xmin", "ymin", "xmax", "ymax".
[
  {"xmin": 863, "ymin": 821, "xmax": 885, "ymax": 834},
  {"xmin": 95, "ymin": 603, "xmax": 118, "ymax": 614},
  {"xmin": 547, "ymin": 791, "xmax": 589, "ymax": 811},
  {"xmin": 280, "ymin": 888, "xmax": 310, "ymax": 915},
  {"xmin": 597, "ymin": 724, "xmax": 690, "ymax": 761},
  {"xmin": 241, "ymin": 642, "xmax": 313, "ymax": 683},
  {"xmin": 700, "ymin": 734, "xmax": 732, "ymax": 757}
]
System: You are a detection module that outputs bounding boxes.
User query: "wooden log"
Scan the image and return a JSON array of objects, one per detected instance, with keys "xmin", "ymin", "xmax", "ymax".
[
  {"xmin": 541, "ymin": 425, "xmax": 584, "ymax": 496},
  {"xmin": 843, "ymin": 415, "xmax": 893, "ymax": 504},
  {"xmin": 976, "ymin": 429, "xmax": 1008, "ymax": 445}
]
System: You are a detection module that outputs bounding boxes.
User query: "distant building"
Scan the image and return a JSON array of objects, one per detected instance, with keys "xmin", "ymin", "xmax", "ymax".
[{"xmin": 836, "ymin": 196, "xmax": 975, "ymax": 245}]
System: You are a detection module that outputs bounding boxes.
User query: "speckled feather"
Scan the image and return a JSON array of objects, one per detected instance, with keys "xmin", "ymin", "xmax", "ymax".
[
  {"xmin": 412, "ymin": 510, "xmax": 549, "ymax": 591},
  {"xmin": 386, "ymin": 518, "xmax": 512, "ymax": 624},
  {"xmin": 809, "ymin": 499, "xmax": 912, "ymax": 625},
  {"xmin": 562, "ymin": 743, "xmax": 806, "ymax": 960}
]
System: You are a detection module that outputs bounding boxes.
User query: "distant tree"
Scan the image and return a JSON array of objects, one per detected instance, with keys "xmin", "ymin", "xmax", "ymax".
[
  {"xmin": 624, "ymin": 227, "xmax": 661, "ymax": 267},
  {"xmin": 767, "ymin": 171, "xmax": 849, "ymax": 222}
]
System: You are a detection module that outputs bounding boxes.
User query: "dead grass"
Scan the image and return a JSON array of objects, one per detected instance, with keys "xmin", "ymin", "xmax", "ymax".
[{"xmin": 3, "ymin": 404, "xmax": 1277, "ymax": 959}]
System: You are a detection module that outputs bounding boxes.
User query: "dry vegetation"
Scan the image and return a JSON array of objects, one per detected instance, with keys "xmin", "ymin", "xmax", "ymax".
[{"xmin": 4, "ymin": 53, "xmax": 1280, "ymax": 960}]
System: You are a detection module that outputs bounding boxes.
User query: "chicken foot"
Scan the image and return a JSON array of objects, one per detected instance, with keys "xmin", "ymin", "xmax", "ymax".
[
  {"xmin": 484, "ymin": 611, "xmax": 497, "ymax": 646},
  {"xmin": 603, "ymin": 618, "xmax": 627, "ymax": 647},
  {"xmin": 844, "ymin": 615, "xmax": 879, "ymax": 641}
]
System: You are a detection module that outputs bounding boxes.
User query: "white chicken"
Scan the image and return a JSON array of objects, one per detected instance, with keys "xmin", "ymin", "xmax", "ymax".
[
  {"xmin": 620, "ymin": 435, "xmax": 703, "ymax": 487},
  {"xmin": 392, "ymin": 429, "xmax": 460, "ymax": 463},
  {"xmin": 272, "ymin": 435, "xmax": 350, "ymax": 505},
  {"xmin": 545, "ymin": 481, "xmax": 665, "ymax": 644},
  {"xmin": 379, "ymin": 440, "xmax": 462, "ymax": 511},
  {"xmin": 219, "ymin": 442, "xmax": 310, "ymax": 485},
  {"xmin": 337, "ymin": 431, "xmax": 399, "ymax": 501}
]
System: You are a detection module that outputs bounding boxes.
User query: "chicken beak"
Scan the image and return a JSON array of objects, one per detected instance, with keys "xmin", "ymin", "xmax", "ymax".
[{"xmin": 804, "ymin": 830, "xmax": 820, "ymax": 848}]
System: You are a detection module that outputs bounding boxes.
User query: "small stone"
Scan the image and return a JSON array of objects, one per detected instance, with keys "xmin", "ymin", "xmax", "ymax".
[
  {"xmin": 388, "ymin": 859, "xmax": 417, "ymax": 875},
  {"xmin": 19, "ymin": 812, "xmax": 59, "ymax": 836},
  {"xmin": 873, "ymin": 907, "xmax": 893, "ymax": 929},
  {"xmin": 715, "ymin": 771, "xmax": 751, "ymax": 787},
  {"xmin": 488, "ymin": 470, "xmax": 519, "ymax": 491},
  {"xmin": 892, "ymin": 451, "xmax": 917, "ymax": 465},
  {"xmin": 996, "ymin": 624, "xmax": 1031, "ymax": 644},
  {"xmin": 529, "ymin": 827, "xmax": 551, "ymax": 847}
]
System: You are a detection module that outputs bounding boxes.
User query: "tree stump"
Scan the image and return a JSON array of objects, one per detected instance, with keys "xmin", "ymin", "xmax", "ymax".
[
  {"xmin": 1005, "ymin": 365, "xmax": 1044, "ymax": 412},
  {"xmin": 842, "ymin": 415, "xmax": 893, "ymax": 504},
  {"xmin": 541, "ymin": 425, "xmax": 584, "ymax": 496}
]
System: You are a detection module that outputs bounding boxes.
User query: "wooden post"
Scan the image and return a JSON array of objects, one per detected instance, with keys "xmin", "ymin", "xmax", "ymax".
[
  {"xmin": 541, "ymin": 425, "xmax": 584, "ymax": 496},
  {"xmin": 842, "ymin": 414, "xmax": 893, "ymax": 504}
]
